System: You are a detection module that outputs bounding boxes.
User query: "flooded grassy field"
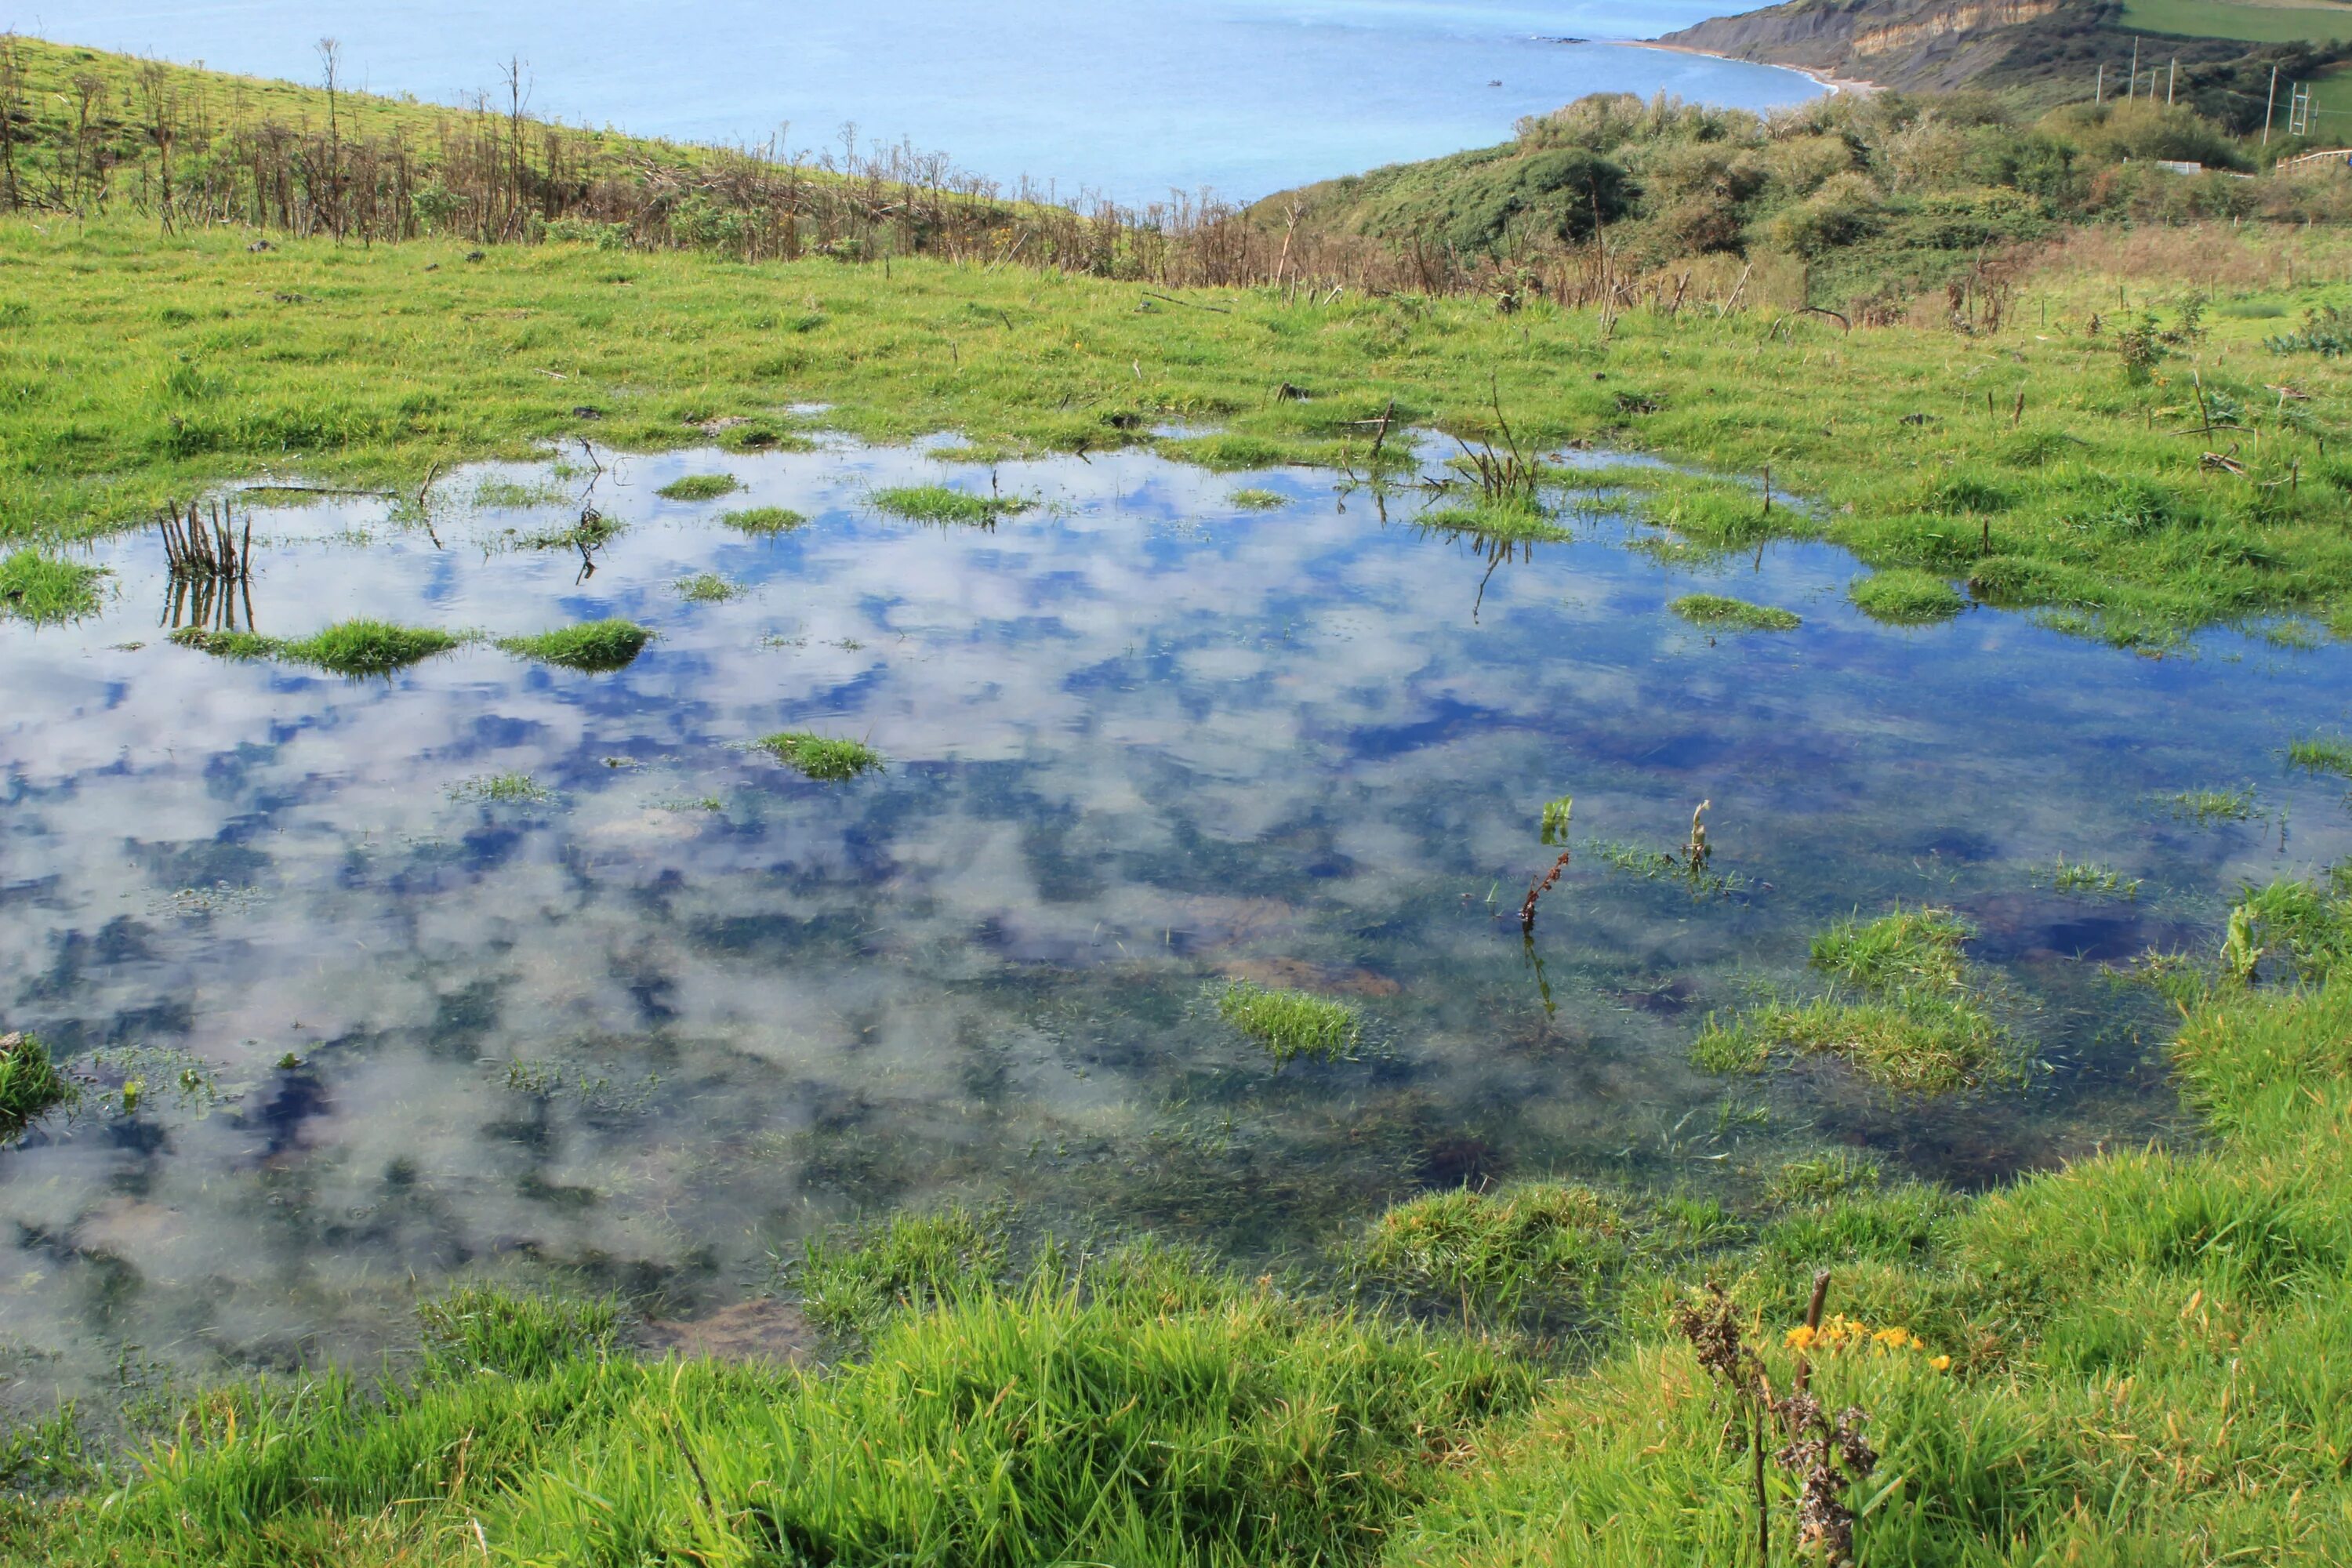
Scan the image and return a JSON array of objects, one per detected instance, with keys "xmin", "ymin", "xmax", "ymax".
[{"xmin": 3, "ymin": 436, "xmax": 2347, "ymax": 1406}]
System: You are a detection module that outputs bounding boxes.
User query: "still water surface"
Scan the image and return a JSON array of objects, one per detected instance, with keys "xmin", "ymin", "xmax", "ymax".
[
  {"xmin": 3, "ymin": 437, "xmax": 2348, "ymax": 1403},
  {"xmin": 10, "ymin": 0, "xmax": 1821, "ymax": 203}
]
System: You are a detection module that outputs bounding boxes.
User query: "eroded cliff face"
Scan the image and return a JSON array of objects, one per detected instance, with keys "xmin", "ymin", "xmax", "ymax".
[
  {"xmin": 1655, "ymin": 0, "xmax": 2100, "ymax": 90},
  {"xmin": 1852, "ymin": 0, "xmax": 2062, "ymax": 56}
]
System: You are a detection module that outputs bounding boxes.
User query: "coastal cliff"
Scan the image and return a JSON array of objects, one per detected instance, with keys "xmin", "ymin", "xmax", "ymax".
[{"xmin": 1653, "ymin": 0, "xmax": 2243, "ymax": 96}]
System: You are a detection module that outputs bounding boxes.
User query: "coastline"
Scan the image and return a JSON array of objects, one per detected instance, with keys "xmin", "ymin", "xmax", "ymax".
[{"xmin": 1626, "ymin": 38, "xmax": 1884, "ymax": 96}]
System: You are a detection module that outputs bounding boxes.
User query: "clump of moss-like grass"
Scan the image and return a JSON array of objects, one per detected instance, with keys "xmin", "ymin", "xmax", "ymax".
[
  {"xmin": 675, "ymin": 572, "xmax": 742, "ymax": 603},
  {"xmin": 2289, "ymin": 735, "xmax": 2352, "ymax": 777},
  {"xmin": 1695, "ymin": 906, "xmax": 2009, "ymax": 1092},
  {"xmin": 0, "ymin": 550, "xmax": 107, "ymax": 624},
  {"xmin": 720, "ymin": 506, "xmax": 807, "ymax": 535},
  {"xmin": 656, "ymin": 474, "xmax": 741, "ymax": 502},
  {"xmin": 1671, "ymin": 593, "xmax": 1800, "ymax": 632},
  {"xmin": 1356, "ymin": 1182, "xmax": 1626, "ymax": 1322},
  {"xmin": 2168, "ymin": 786, "xmax": 2256, "ymax": 824},
  {"xmin": 495, "ymin": 619, "xmax": 651, "ymax": 672},
  {"xmin": 869, "ymin": 485, "xmax": 1031, "ymax": 527},
  {"xmin": 757, "ymin": 731, "xmax": 884, "ymax": 782},
  {"xmin": 1849, "ymin": 568, "xmax": 1965, "ymax": 626},
  {"xmin": 519, "ymin": 511, "xmax": 622, "ymax": 551},
  {"xmin": 1218, "ymin": 981, "xmax": 1360, "ymax": 1066},
  {"xmin": 0, "ymin": 1033, "xmax": 72, "ymax": 1138},
  {"xmin": 1229, "ymin": 488, "xmax": 1286, "ymax": 510},
  {"xmin": 280, "ymin": 619, "xmax": 464, "ymax": 675}
]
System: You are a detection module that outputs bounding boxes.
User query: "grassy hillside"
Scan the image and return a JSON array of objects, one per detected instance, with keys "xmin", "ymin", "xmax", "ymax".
[{"xmin": 2121, "ymin": 0, "xmax": 2352, "ymax": 45}]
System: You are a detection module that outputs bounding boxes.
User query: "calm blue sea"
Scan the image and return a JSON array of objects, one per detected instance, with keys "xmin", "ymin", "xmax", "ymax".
[{"xmin": 8, "ymin": 0, "xmax": 1811, "ymax": 203}]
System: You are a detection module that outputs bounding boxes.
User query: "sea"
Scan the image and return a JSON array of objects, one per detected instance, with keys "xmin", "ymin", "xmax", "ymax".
[{"xmin": 6, "ymin": 0, "xmax": 1815, "ymax": 204}]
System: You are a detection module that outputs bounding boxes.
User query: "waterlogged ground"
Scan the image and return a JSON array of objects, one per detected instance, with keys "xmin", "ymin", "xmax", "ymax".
[{"xmin": 5, "ymin": 436, "xmax": 2351, "ymax": 1404}]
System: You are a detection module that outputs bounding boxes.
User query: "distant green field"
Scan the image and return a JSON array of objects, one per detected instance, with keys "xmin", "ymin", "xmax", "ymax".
[{"xmin": 2120, "ymin": 0, "xmax": 2352, "ymax": 42}]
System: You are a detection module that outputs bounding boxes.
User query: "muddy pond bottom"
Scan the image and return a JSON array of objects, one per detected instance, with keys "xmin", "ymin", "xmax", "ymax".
[{"xmin": 4, "ymin": 437, "xmax": 2348, "ymax": 1403}]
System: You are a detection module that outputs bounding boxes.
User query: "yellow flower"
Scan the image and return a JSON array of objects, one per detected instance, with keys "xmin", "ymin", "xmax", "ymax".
[
  {"xmin": 1784, "ymin": 1325, "xmax": 1818, "ymax": 1350},
  {"xmin": 1929, "ymin": 1355, "xmax": 1952, "ymax": 1371}
]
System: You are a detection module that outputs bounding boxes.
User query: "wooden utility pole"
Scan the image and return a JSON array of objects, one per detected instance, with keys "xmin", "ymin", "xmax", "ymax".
[
  {"xmin": 2096, "ymin": 64, "xmax": 2103, "ymax": 103},
  {"xmin": 2265, "ymin": 64, "xmax": 2280, "ymax": 146},
  {"xmin": 2129, "ymin": 37, "xmax": 2140, "ymax": 99},
  {"xmin": 2167, "ymin": 59, "xmax": 2176, "ymax": 104}
]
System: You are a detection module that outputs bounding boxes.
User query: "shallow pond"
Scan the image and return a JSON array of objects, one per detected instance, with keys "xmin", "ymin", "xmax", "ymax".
[{"xmin": 4, "ymin": 436, "xmax": 2350, "ymax": 1403}]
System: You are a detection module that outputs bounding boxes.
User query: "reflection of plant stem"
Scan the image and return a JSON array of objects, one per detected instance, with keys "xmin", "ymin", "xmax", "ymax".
[
  {"xmin": 1522, "ymin": 931, "xmax": 1556, "ymax": 1018},
  {"xmin": 1520, "ymin": 848, "xmax": 1571, "ymax": 934}
]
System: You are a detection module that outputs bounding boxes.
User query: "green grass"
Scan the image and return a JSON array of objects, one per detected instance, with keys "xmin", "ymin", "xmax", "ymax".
[
  {"xmin": 2047, "ymin": 855, "xmax": 2143, "ymax": 898},
  {"xmin": 494, "ymin": 619, "xmax": 652, "ymax": 672},
  {"xmin": 1229, "ymin": 488, "xmax": 1287, "ymax": 510},
  {"xmin": 2289, "ymin": 734, "xmax": 2352, "ymax": 776},
  {"xmin": 2119, "ymin": 0, "xmax": 2352, "ymax": 43},
  {"xmin": 869, "ymin": 485, "xmax": 1031, "ymax": 526},
  {"xmin": 1356, "ymin": 1183, "xmax": 1628, "ymax": 1323},
  {"xmin": 674, "ymin": 572, "xmax": 742, "ymax": 602},
  {"xmin": 1540, "ymin": 795, "xmax": 1574, "ymax": 845},
  {"xmin": 1216, "ymin": 981, "xmax": 1362, "ymax": 1066},
  {"xmin": 280, "ymin": 619, "xmax": 464, "ymax": 676},
  {"xmin": 1698, "ymin": 907, "xmax": 2010, "ymax": 1091},
  {"xmin": 1811, "ymin": 906, "xmax": 1975, "ymax": 993},
  {"xmin": 1849, "ymin": 568, "xmax": 1966, "ymax": 626},
  {"xmin": 11, "ymin": 213, "xmax": 2352, "ymax": 655},
  {"xmin": 654, "ymin": 474, "xmax": 740, "ymax": 502},
  {"xmin": 171, "ymin": 619, "xmax": 463, "ymax": 674},
  {"xmin": 1669, "ymin": 592, "xmax": 1801, "ymax": 631},
  {"xmin": 719, "ymin": 506, "xmax": 808, "ymax": 534},
  {"xmin": 448, "ymin": 772, "xmax": 554, "ymax": 804},
  {"xmin": 757, "ymin": 731, "xmax": 884, "ymax": 781},
  {"xmin": 2169, "ymin": 784, "xmax": 2258, "ymax": 822},
  {"xmin": 0, "ymin": 550, "xmax": 104, "ymax": 623},
  {"xmin": 14, "ymin": 866, "xmax": 2352, "ymax": 1564},
  {"xmin": 0, "ymin": 1032, "xmax": 71, "ymax": 1138}
]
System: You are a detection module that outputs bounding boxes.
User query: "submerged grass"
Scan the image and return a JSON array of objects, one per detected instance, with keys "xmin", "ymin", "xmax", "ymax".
[
  {"xmin": 494, "ymin": 619, "xmax": 652, "ymax": 672},
  {"xmin": 2288, "ymin": 734, "xmax": 2352, "ymax": 777},
  {"xmin": 674, "ymin": 572, "xmax": 742, "ymax": 603},
  {"xmin": 0, "ymin": 550, "xmax": 104, "ymax": 624},
  {"xmin": 1217, "ymin": 981, "xmax": 1361, "ymax": 1066},
  {"xmin": 1413, "ymin": 502, "xmax": 1571, "ymax": 543},
  {"xmin": 869, "ymin": 485, "xmax": 1030, "ymax": 526},
  {"xmin": 448, "ymin": 772, "xmax": 554, "ymax": 805},
  {"xmin": 757, "ymin": 731, "xmax": 884, "ymax": 782},
  {"xmin": 1669, "ymin": 592, "xmax": 1800, "ymax": 632},
  {"xmin": 2169, "ymin": 785, "xmax": 2258, "ymax": 824},
  {"xmin": 1228, "ymin": 488, "xmax": 1286, "ymax": 510}
]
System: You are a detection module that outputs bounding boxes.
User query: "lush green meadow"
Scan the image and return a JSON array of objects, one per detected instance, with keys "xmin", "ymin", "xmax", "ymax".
[
  {"xmin": 12, "ymin": 215, "xmax": 2352, "ymax": 648},
  {"xmin": 2122, "ymin": 0, "xmax": 2352, "ymax": 45}
]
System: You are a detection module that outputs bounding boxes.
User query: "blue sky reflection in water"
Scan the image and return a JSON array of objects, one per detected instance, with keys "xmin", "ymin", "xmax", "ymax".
[
  {"xmin": 5, "ymin": 438, "xmax": 2351, "ymax": 1400},
  {"xmin": 4, "ymin": 1, "xmax": 1823, "ymax": 203}
]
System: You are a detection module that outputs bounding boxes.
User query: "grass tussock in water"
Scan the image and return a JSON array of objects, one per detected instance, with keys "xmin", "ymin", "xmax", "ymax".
[
  {"xmin": 1696, "ymin": 906, "xmax": 2009, "ymax": 1092},
  {"xmin": 2288, "ymin": 735, "xmax": 2352, "ymax": 777},
  {"xmin": 791, "ymin": 1208, "xmax": 1009, "ymax": 1341},
  {"xmin": 1229, "ymin": 488, "xmax": 1286, "ymax": 510},
  {"xmin": 1848, "ymin": 568, "xmax": 1965, "ymax": 626},
  {"xmin": 1218, "ymin": 981, "xmax": 1361, "ymax": 1066},
  {"xmin": 674, "ymin": 572, "xmax": 742, "ymax": 603},
  {"xmin": 0, "ymin": 1033, "xmax": 71, "ymax": 1138},
  {"xmin": 719, "ymin": 506, "xmax": 808, "ymax": 534},
  {"xmin": 869, "ymin": 485, "xmax": 1030, "ymax": 526},
  {"xmin": 170, "ymin": 619, "xmax": 463, "ymax": 675},
  {"xmin": 2169, "ymin": 785, "xmax": 2256, "ymax": 824},
  {"xmin": 1670, "ymin": 592, "xmax": 1800, "ymax": 632},
  {"xmin": 655, "ymin": 473, "xmax": 740, "ymax": 502},
  {"xmin": 757, "ymin": 731, "xmax": 884, "ymax": 782},
  {"xmin": 0, "ymin": 550, "xmax": 105, "ymax": 624},
  {"xmin": 495, "ymin": 619, "xmax": 652, "ymax": 672}
]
